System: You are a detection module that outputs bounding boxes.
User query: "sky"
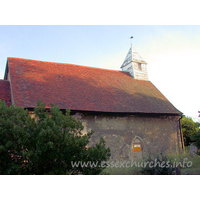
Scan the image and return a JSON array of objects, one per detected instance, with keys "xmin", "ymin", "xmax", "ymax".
[{"xmin": 0, "ymin": 25, "xmax": 199, "ymax": 121}]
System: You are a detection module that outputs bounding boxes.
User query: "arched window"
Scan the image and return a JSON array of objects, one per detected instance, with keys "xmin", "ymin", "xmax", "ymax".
[{"xmin": 131, "ymin": 136, "xmax": 143, "ymax": 159}]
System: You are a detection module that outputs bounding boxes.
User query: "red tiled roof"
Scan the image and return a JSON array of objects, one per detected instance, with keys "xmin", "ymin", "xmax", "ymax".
[
  {"xmin": 5, "ymin": 57, "xmax": 181, "ymax": 114},
  {"xmin": 0, "ymin": 80, "xmax": 12, "ymax": 106}
]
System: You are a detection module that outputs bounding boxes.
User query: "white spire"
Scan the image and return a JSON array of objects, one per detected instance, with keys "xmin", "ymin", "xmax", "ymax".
[
  {"xmin": 120, "ymin": 44, "xmax": 148, "ymax": 80},
  {"xmin": 121, "ymin": 44, "xmax": 146, "ymax": 69}
]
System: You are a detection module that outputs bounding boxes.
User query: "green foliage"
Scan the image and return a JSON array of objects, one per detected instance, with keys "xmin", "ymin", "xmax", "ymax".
[
  {"xmin": 181, "ymin": 116, "xmax": 199, "ymax": 146},
  {"xmin": 103, "ymin": 164, "xmax": 141, "ymax": 175},
  {"xmin": 140, "ymin": 153, "xmax": 176, "ymax": 175},
  {"xmin": 190, "ymin": 130, "xmax": 200, "ymax": 149},
  {"xmin": 181, "ymin": 154, "xmax": 200, "ymax": 175},
  {"xmin": 0, "ymin": 100, "xmax": 110, "ymax": 175}
]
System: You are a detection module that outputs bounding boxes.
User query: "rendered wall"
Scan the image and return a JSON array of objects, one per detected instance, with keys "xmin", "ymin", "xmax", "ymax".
[{"xmin": 72, "ymin": 112, "xmax": 182, "ymax": 161}]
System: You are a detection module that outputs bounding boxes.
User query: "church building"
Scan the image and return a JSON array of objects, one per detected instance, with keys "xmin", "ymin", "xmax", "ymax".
[{"xmin": 0, "ymin": 45, "xmax": 184, "ymax": 161}]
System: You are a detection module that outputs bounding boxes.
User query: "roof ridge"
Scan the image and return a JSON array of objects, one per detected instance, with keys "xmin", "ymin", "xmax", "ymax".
[{"xmin": 7, "ymin": 57, "xmax": 122, "ymax": 73}]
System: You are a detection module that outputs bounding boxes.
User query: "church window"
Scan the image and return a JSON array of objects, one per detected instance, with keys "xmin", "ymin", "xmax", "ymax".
[{"xmin": 132, "ymin": 136, "xmax": 143, "ymax": 159}]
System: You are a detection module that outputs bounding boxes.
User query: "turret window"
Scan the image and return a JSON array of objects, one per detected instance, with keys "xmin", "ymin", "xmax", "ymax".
[{"xmin": 138, "ymin": 63, "xmax": 142, "ymax": 70}]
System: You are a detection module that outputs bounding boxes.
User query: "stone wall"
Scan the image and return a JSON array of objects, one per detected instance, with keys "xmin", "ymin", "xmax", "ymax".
[{"xmin": 72, "ymin": 112, "xmax": 182, "ymax": 161}]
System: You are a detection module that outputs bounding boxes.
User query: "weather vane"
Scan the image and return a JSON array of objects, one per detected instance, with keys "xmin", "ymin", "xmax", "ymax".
[{"xmin": 130, "ymin": 36, "xmax": 134, "ymax": 46}]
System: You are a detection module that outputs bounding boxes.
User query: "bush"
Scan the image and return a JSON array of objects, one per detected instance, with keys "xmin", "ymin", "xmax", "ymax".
[
  {"xmin": 140, "ymin": 153, "xmax": 176, "ymax": 175},
  {"xmin": 190, "ymin": 131, "xmax": 200, "ymax": 149},
  {"xmin": 181, "ymin": 116, "xmax": 199, "ymax": 146},
  {"xmin": 0, "ymin": 100, "xmax": 111, "ymax": 175}
]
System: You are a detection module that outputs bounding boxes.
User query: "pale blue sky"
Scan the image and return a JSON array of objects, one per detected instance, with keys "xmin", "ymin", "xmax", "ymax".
[{"xmin": 0, "ymin": 25, "xmax": 199, "ymax": 120}]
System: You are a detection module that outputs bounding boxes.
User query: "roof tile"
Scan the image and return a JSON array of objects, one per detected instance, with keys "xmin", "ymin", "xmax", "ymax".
[
  {"xmin": 6, "ymin": 57, "xmax": 181, "ymax": 114},
  {"xmin": 0, "ymin": 80, "xmax": 12, "ymax": 106}
]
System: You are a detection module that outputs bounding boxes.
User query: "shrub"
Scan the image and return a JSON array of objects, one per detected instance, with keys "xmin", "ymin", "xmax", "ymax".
[
  {"xmin": 190, "ymin": 131, "xmax": 200, "ymax": 149},
  {"xmin": 0, "ymin": 100, "xmax": 111, "ymax": 175},
  {"xmin": 181, "ymin": 116, "xmax": 199, "ymax": 146},
  {"xmin": 140, "ymin": 153, "xmax": 176, "ymax": 175}
]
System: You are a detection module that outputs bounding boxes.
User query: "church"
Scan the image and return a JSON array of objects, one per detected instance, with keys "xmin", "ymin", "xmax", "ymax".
[{"xmin": 0, "ymin": 44, "xmax": 184, "ymax": 161}]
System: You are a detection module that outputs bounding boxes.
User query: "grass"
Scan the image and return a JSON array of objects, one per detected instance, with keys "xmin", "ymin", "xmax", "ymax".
[
  {"xmin": 102, "ymin": 149, "xmax": 200, "ymax": 175},
  {"xmin": 181, "ymin": 156, "xmax": 200, "ymax": 175},
  {"xmin": 168, "ymin": 148, "xmax": 200, "ymax": 175}
]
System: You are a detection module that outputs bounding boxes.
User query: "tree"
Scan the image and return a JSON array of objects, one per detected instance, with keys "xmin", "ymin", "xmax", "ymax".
[
  {"xmin": 181, "ymin": 116, "xmax": 199, "ymax": 146},
  {"xmin": 190, "ymin": 131, "xmax": 200, "ymax": 149},
  {"xmin": 0, "ymin": 100, "xmax": 111, "ymax": 175},
  {"xmin": 190, "ymin": 111, "xmax": 200, "ymax": 149}
]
